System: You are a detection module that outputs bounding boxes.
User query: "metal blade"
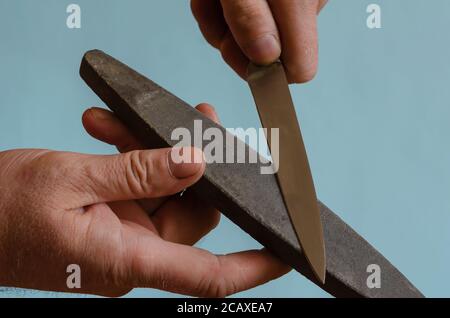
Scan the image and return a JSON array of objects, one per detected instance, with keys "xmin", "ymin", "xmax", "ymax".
[{"xmin": 247, "ymin": 62, "xmax": 326, "ymax": 283}]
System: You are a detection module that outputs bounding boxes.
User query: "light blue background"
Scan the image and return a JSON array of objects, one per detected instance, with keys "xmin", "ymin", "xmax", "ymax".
[{"xmin": 0, "ymin": 0, "xmax": 449, "ymax": 298}]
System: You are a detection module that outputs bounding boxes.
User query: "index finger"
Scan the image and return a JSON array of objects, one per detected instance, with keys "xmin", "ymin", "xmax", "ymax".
[
  {"xmin": 129, "ymin": 238, "xmax": 291, "ymax": 297},
  {"xmin": 83, "ymin": 104, "xmax": 220, "ymax": 153},
  {"xmin": 221, "ymin": 0, "xmax": 281, "ymax": 65}
]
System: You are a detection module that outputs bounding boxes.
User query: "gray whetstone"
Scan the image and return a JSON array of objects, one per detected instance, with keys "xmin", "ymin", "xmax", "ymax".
[{"xmin": 80, "ymin": 50, "xmax": 423, "ymax": 298}]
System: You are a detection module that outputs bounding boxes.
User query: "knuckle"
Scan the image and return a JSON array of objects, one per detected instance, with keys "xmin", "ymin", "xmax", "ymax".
[
  {"xmin": 125, "ymin": 150, "xmax": 158, "ymax": 196},
  {"xmin": 31, "ymin": 151, "xmax": 69, "ymax": 174},
  {"xmin": 196, "ymin": 257, "xmax": 233, "ymax": 298},
  {"xmin": 203, "ymin": 282, "xmax": 228, "ymax": 298},
  {"xmin": 232, "ymin": 0, "xmax": 264, "ymax": 18},
  {"xmin": 228, "ymin": 0, "xmax": 271, "ymax": 33},
  {"xmin": 23, "ymin": 152, "xmax": 72, "ymax": 193},
  {"xmin": 39, "ymin": 151, "xmax": 69, "ymax": 169}
]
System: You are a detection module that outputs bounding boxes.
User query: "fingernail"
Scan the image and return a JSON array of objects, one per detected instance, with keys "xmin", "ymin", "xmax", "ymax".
[
  {"xmin": 245, "ymin": 34, "xmax": 281, "ymax": 64},
  {"xmin": 168, "ymin": 147, "xmax": 205, "ymax": 179}
]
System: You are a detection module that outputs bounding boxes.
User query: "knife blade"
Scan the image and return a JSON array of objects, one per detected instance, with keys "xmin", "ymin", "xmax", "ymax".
[{"xmin": 247, "ymin": 62, "xmax": 326, "ymax": 284}]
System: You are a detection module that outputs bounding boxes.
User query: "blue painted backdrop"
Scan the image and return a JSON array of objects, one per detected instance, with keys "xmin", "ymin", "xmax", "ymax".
[{"xmin": 0, "ymin": 0, "xmax": 449, "ymax": 297}]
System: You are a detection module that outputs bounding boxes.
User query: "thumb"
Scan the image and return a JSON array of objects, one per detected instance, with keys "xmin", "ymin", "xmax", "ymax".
[{"xmin": 71, "ymin": 147, "xmax": 205, "ymax": 206}]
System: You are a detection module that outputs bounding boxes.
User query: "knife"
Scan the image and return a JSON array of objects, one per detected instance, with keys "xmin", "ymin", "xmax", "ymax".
[{"xmin": 247, "ymin": 62, "xmax": 326, "ymax": 284}]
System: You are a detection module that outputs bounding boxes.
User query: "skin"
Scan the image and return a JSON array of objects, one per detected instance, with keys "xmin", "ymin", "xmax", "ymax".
[
  {"xmin": 191, "ymin": 0, "xmax": 328, "ymax": 83},
  {"xmin": 0, "ymin": 2, "xmax": 327, "ymax": 296},
  {"xmin": 0, "ymin": 104, "xmax": 290, "ymax": 297}
]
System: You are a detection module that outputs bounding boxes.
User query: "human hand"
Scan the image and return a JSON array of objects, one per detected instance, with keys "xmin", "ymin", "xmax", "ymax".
[
  {"xmin": 0, "ymin": 104, "xmax": 290, "ymax": 297},
  {"xmin": 191, "ymin": 0, "xmax": 327, "ymax": 83}
]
